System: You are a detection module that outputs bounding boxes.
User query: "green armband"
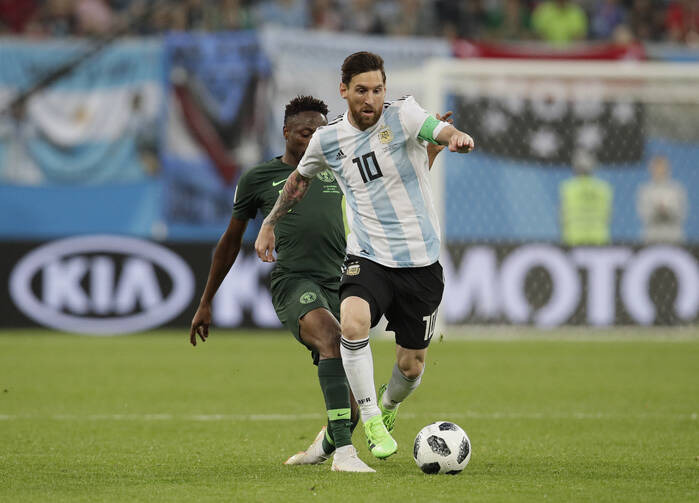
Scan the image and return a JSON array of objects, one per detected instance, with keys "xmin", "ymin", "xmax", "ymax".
[{"xmin": 418, "ymin": 115, "xmax": 442, "ymax": 145}]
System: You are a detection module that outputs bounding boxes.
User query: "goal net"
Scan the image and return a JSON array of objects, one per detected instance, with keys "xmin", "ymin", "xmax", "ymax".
[{"xmin": 393, "ymin": 59, "xmax": 699, "ymax": 328}]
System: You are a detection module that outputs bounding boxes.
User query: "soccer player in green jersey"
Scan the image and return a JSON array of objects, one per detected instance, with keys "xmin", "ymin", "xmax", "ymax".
[{"xmin": 190, "ymin": 95, "xmax": 374, "ymax": 472}]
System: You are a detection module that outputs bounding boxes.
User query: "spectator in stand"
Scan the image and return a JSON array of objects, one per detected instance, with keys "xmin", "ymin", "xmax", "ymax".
[
  {"xmin": 341, "ymin": 0, "xmax": 384, "ymax": 35},
  {"xmin": 40, "ymin": 0, "xmax": 77, "ymax": 37},
  {"xmin": 75, "ymin": 0, "xmax": 114, "ymax": 35},
  {"xmin": 209, "ymin": 0, "xmax": 255, "ymax": 31},
  {"xmin": 628, "ymin": 0, "xmax": 666, "ymax": 42},
  {"xmin": 0, "ymin": 0, "xmax": 693, "ymax": 43},
  {"xmin": 168, "ymin": 1, "xmax": 189, "ymax": 31},
  {"xmin": 485, "ymin": 0, "xmax": 531, "ymax": 40},
  {"xmin": 636, "ymin": 156, "xmax": 688, "ymax": 244},
  {"xmin": 590, "ymin": 0, "xmax": 627, "ymax": 40},
  {"xmin": 532, "ymin": 0, "xmax": 588, "ymax": 45},
  {"xmin": 0, "ymin": 0, "xmax": 40, "ymax": 34},
  {"xmin": 252, "ymin": 0, "xmax": 310, "ymax": 29},
  {"xmin": 310, "ymin": 0, "xmax": 342, "ymax": 31},
  {"xmin": 144, "ymin": 1, "xmax": 171, "ymax": 33},
  {"xmin": 665, "ymin": 0, "xmax": 699, "ymax": 46},
  {"xmin": 384, "ymin": 0, "xmax": 436, "ymax": 38},
  {"xmin": 434, "ymin": 0, "xmax": 488, "ymax": 39},
  {"xmin": 186, "ymin": 0, "xmax": 208, "ymax": 31}
]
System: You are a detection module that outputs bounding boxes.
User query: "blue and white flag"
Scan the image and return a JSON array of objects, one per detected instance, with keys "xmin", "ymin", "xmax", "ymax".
[
  {"xmin": 0, "ymin": 39, "xmax": 164, "ymax": 185},
  {"xmin": 160, "ymin": 32, "xmax": 271, "ymax": 239}
]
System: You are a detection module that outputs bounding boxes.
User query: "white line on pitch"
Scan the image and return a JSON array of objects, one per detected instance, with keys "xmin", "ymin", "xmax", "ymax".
[{"xmin": 0, "ymin": 412, "xmax": 695, "ymax": 421}]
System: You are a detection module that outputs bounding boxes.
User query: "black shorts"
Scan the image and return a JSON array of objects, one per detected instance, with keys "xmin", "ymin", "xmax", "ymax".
[{"xmin": 339, "ymin": 255, "xmax": 444, "ymax": 350}]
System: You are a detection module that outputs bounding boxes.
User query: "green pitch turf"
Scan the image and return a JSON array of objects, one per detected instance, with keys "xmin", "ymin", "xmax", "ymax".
[{"xmin": 0, "ymin": 329, "xmax": 697, "ymax": 502}]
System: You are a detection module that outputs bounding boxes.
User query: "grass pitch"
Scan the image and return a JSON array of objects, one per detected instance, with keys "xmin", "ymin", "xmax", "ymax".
[{"xmin": 0, "ymin": 328, "xmax": 697, "ymax": 502}]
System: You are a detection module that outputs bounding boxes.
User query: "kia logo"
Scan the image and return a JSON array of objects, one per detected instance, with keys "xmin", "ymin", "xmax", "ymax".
[{"xmin": 9, "ymin": 235, "xmax": 194, "ymax": 335}]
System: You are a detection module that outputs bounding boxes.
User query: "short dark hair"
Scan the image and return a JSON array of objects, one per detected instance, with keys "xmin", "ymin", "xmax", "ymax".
[
  {"xmin": 341, "ymin": 51, "xmax": 386, "ymax": 85},
  {"xmin": 284, "ymin": 95, "xmax": 329, "ymax": 125}
]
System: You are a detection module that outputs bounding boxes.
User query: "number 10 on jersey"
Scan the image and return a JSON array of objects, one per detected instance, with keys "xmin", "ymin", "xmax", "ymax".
[
  {"xmin": 352, "ymin": 152, "xmax": 383, "ymax": 183},
  {"xmin": 423, "ymin": 311, "xmax": 437, "ymax": 342}
]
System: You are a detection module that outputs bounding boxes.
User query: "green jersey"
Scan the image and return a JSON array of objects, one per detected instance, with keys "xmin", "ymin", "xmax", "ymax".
[{"xmin": 232, "ymin": 157, "xmax": 345, "ymax": 286}]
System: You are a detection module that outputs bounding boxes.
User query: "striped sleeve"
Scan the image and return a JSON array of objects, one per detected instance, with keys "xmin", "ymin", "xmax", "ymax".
[
  {"xmin": 399, "ymin": 95, "xmax": 447, "ymax": 143},
  {"xmin": 297, "ymin": 133, "xmax": 327, "ymax": 178}
]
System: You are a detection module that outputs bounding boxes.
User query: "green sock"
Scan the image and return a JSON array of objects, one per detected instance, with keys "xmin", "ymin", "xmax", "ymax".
[
  {"xmin": 318, "ymin": 358, "xmax": 353, "ymax": 450},
  {"xmin": 322, "ymin": 404, "xmax": 360, "ymax": 454},
  {"xmin": 322, "ymin": 421, "xmax": 335, "ymax": 455}
]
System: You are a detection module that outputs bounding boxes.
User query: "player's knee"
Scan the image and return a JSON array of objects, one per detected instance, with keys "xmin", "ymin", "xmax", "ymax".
[
  {"xmin": 340, "ymin": 316, "xmax": 369, "ymax": 341},
  {"xmin": 300, "ymin": 312, "xmax": 341, "ymax": 358},
  {"xmin": 315, "ymin": 329, "xmax": 341, "ymax": 359},
  {"xmin": 340, "ymin": 296, "xmax": 371, "ymax": 340}
]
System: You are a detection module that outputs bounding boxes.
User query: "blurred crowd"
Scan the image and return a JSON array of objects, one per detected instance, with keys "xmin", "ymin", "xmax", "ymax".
[{"xmin": 0, "ymin": 0, "xmax": 698, "ymax": 46}]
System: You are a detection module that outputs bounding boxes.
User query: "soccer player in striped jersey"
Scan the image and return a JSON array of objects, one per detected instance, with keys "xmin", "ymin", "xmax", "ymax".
[{"xmin": 255, "ymin": 51, "xmax": 474, "ymax": 460}]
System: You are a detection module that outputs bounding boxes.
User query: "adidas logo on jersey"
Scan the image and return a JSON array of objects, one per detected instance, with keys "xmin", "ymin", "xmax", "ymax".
[{"xmin": 336, "ymin": 149, "xmax": 346, "ymax": 160}]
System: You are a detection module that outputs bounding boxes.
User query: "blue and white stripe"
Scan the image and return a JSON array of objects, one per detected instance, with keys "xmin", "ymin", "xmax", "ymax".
[{"xmin": 299, "ymin": 97, "xmax": 443, "ymax": 268}]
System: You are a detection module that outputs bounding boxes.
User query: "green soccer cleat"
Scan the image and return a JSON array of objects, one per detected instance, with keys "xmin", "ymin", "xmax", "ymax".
[
  {"xmin": 377, "ymin": 383, "xmax": 399, "ymax": 434},
  {"xmin": 364, "ymin": 415, "xmax": 397, "ymax": 459}
]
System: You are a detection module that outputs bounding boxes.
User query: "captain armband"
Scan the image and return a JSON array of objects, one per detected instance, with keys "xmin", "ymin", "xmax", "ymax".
[{"xmin": 418, "ymin": 116, "xmax": 447, "ymax": 145}]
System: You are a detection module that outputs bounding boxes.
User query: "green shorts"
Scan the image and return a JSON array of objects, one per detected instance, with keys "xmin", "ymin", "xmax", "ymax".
[{"xmin": 270, "ymin": 275, "xmax": 341, "ymax": 365}]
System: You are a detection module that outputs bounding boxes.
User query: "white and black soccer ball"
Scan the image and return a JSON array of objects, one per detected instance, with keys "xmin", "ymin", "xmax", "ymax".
[{"xmin": 413, "ymin": 421, "xmax": 471, "ymax": 475}]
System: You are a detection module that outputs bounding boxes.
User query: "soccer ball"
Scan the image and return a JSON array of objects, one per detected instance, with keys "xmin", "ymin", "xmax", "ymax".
[{"xmin": 413, "ymin": 421, "xmax": 471, "ymax": 475}]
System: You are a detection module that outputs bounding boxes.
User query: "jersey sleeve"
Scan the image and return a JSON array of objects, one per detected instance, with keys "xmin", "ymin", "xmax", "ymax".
[
  {"xmin": 231, "ymin": 169, "xmax": 259, "ymax": 220},
  {"xmin": 399, "ymin": 95, "xmax": 448, "ymax": 145},
  {"xmin": 297, "ymin": 133, "xmax": 328, "ymax": 178}
]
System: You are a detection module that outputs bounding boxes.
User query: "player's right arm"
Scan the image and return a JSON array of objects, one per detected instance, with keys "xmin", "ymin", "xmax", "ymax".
[
  {"xmin": 255, "ymin": 169, "xmax": 313, "ymax": 262},
  {"xmin": 190, "ymin": 215, "xmax": 248, "ymax": 346}
]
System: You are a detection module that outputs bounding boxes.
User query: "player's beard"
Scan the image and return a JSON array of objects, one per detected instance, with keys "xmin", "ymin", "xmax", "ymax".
[{"xmin": 351, "ymin": 106, "xmax": 381, "ymax": 130}]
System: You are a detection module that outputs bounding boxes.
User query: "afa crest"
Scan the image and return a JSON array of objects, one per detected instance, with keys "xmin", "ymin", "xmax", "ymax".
[
  {"xmin": 316, "ymin": 170, "xmax": 335, "ymax": 183},
  {"xmin": 378, "ymin": 126, "xmax": 394, "ymax": 144}
]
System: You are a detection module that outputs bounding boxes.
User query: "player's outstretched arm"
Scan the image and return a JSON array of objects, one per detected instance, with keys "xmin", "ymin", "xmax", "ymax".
[
  {"xmin": 255, "ymin": 169, "xmax": 313, "ymax": 263},
  {"xmin": 190, "ymin": 215, "xmax": 248, "ymax": 346},
  {"xmin": 427, "ymin": 111, "xmax": 454, "ymax": 169},
  {"xmin": 435, "ymin": 124, "xmax": 474, "ymax": 154}
]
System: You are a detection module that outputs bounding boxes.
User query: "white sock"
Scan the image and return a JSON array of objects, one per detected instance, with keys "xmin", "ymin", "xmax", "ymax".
[
  {"xmin": 382, "ymin": 363, "xmax": 424, "ymax": 411},
  {"xmin": 340, "ymin": 336, "xmax": 381, "ymax": 421}
]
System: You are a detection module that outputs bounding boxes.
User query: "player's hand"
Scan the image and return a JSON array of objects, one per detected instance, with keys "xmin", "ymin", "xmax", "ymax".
[
  {"xmin": 448, "ymin": 132, "xmax": 474, "ymax": 153},
  {"xmin": 427, "ymin": 111, "xmax": 454, "ymax": 158},
  {"xmin": 190, "ymin": 303, "xmax": 211, "ymax": 346},
  {"xmin": 255, "ymin": 223, "xmax": 276, "ymax": 263}
]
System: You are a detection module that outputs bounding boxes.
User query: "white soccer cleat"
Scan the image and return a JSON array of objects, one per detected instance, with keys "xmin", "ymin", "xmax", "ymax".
[
  {"xmin": 284, "ymin": 426, "xmax": 331, "ymax": 465},
  {"xmin": 331, "ymin": 445, "xmax": 376, "ymax": 473}
]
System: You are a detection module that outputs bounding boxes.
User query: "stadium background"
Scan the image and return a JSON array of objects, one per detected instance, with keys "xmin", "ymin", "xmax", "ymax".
[
  {"xmin": 1, "ymin": 0, "xmax": 697, "ymax": 333},
  {"xmin": 1, "ymin": 2, "xmax": 698, "ymax": 501}
]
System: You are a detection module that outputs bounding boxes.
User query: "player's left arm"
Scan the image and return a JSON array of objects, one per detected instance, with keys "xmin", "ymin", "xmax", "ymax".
[
  {"xmin": 426, "ymin": 111, "xmax": 453, "ymax": 169},
  {"xmin": 404, "ymin": 96, "xmax": 473, "ymax": 155},
  {"xmin": 254, "ymin": 169, "xmax": 313, "ymax": 262},
  {"xmin": 434, "ymin": 123, "xmax": 475, "ymax": 154}
]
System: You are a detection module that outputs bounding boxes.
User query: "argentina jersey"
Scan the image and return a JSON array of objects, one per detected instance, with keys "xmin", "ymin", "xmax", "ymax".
[{"xmin": 297, "ymin": 96, "xmax": 448, "ymax": 268}]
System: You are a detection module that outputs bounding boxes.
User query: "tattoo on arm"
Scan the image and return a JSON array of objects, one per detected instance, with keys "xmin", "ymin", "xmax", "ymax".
[{"xmin": 262, "ymin": 170, "xmax": 312, "ymax": 226}]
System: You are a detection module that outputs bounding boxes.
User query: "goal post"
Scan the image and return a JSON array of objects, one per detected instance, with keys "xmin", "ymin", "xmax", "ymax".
[{"xmin": 392, "ymin": 58, "xmax": 699, "ymax": 331}]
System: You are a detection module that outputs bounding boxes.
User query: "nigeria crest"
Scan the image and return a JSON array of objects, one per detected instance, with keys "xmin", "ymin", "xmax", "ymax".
[
  {"xmin": 317, "ymin": 170, "xmax": 335, "ymax": 183},
  {"xmin": 300, "ymin": 291, "xmax": 317, "ymax": 304}
]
